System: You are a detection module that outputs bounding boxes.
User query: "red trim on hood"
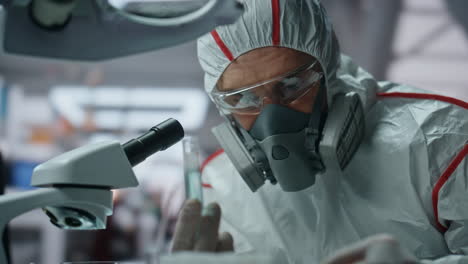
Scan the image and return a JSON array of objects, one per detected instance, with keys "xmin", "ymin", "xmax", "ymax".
[
  {"xmin": 202, "ymin": 183, "xmax": 213, "ymax": 189},
  {"xmin": 200, "ymin": 149, "xmax": 224, "ymax": 189},
  {"xmin": 271, "ymin": 0, "xmax": 281, "ymax": 45},
  {"xmin": 200, "ymin": 149, "xmax": 225, "ymax": 173},
  {"xmin": 377, "ymin": 92, "xmax": 468, "ymax": 109},
  {"xmin": 431, "ymin": 144, "xmax": 468, "ymax": 232},
  {"xmin": 211, "ymin": 30, "xmax": 234, "ymax": 61}
]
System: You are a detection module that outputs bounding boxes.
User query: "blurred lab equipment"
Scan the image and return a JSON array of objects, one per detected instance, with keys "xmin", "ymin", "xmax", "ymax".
[
  {"xmin": 321, "ymin": 0, "xmax": 403, "ymax": 80},
  {"xmin": 182, "ymin": 137, "xmax": 203, "ymax": 203},
  {"xmin": 322, "ymin": 0, "xmax": 468, "ymax": 82},
  {"xmin": 0, "ymin": 151, "xmax": 11, "ymax": 264},
  {"xmin": 49, "ymin": 86, "xmax": 210, "ymax": 133},
  {"xmin": 0, "ymin": 118, "xmax": 184, "ymax": 264},
  {"xmin": 1, "ymin": 0, "xmax": 243, "ymax": 60},
  {"xmin": 3, "ymin": 85, "xmax": 61, "ymax": 189},
  {"xmin": 0, "ymin": 152, "xmax": 5, "ymax": 195},
  {"xmin": 0, "ymin": 79, "xmax": 7, "ymax": 137}
]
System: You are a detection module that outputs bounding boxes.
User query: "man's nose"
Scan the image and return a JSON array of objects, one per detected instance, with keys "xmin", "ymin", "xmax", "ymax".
[{"xmin": 263, "ymin": 93, "xmax": 281, "ymax": 105}]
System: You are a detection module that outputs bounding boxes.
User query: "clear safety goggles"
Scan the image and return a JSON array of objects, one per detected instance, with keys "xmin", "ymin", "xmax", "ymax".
[{"xmin": 211, "ymin": 61, "xmax": 323, "ymax": 115}]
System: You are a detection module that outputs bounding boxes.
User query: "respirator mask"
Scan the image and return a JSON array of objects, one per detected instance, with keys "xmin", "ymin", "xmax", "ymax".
[{"xmin": 211, "ymin": 61, "xmax": 365, "ymax": 192}]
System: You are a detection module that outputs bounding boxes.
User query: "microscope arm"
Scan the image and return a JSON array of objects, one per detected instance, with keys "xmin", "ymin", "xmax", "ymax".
[
  {"xmin": 0, "ymin": 187, "xmax": 113, "ymax": 264},
  {"xmin": 2, "ymin": 0, "xmax": 243, "ymax": 61}
]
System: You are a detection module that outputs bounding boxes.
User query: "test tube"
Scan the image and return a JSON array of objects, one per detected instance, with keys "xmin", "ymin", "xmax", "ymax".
[{"xmin": 182, "ymin": 137, "xmax": 203, "ymax": 203}]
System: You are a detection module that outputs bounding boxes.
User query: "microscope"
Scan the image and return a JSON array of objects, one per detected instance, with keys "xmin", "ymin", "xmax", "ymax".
[
  {"xmin": 0, "ymin": 0, "xmax": 243, "ymax": 263},
  {"xmin": 0, "ymin": 119, "xmax": 184, "ymax": 263}
]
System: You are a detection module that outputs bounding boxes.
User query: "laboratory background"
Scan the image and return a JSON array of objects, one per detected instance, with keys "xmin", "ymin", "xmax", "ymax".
[{"xmin": 0, "ymin": 0, "xmax": 467, "ymax": 263}]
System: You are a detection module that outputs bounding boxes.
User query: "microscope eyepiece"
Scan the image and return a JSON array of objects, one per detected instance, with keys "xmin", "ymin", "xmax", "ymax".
[{"xmin": 123, "ymin": 118, "xmax": 184, "ymax": 166}]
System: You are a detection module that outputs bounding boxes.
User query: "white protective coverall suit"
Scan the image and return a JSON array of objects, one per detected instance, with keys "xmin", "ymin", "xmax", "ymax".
[{"xmin": 197, "ymin": 0, "xmax": 468, "ymax": 263}]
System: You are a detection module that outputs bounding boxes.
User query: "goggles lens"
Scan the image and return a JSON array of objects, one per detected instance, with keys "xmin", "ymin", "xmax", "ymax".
[{"xmin": 212, "ymin": 62, "xmax": 323, "ymax": 114}]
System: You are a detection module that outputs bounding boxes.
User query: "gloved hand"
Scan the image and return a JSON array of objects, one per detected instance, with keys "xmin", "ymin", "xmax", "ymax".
[
  {"xmin": 322, "ymin": 234, "xmax": 419, "ymax": 264},
  {"xmin": 171, "ymin": 199, "xmax": 234, "ymax": 252}
]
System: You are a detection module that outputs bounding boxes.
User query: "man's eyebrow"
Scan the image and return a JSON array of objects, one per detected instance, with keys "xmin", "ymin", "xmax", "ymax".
[
  {"xmin": 216, "ymin": 76, "xmax": 230, "ymax": 91},
  {"xmin": 217, "ymin": 82, "xmax": 233, "ymax": 92}
]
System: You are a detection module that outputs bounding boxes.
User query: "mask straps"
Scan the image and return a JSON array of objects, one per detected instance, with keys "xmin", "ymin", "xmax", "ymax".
[{"xmin": 305, "ymin": 81, "xmax": 328, "ymax": 170}]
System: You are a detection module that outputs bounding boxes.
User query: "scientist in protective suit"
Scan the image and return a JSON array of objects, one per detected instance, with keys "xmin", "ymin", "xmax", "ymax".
[{"xmin": 170, "ymin": 0, "xmax": 468, "ymax": 263}]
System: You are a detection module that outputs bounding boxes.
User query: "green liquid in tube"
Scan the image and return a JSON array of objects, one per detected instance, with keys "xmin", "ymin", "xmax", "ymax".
[{"xmin": 182, "ymin": 137, "xmax": 203, "ymax": 203}]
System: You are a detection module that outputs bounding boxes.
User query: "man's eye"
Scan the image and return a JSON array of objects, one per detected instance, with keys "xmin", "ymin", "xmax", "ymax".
[
  {"xmin": 279, "ymin": 82, "xmax": 301, "ymax": 95},
  {"xmin": 224, "ymin": 94, "xmax": 242, "ymax": 107},
  {"xmin": 283, "ymin": 84, "xmax": 299, "ymax": 91}
]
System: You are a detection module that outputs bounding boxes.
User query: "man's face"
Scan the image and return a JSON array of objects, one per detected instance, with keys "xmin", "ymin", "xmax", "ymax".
[{"xmin": 217, "ymin": 47, "xmax": 321, "ymax": 130}]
